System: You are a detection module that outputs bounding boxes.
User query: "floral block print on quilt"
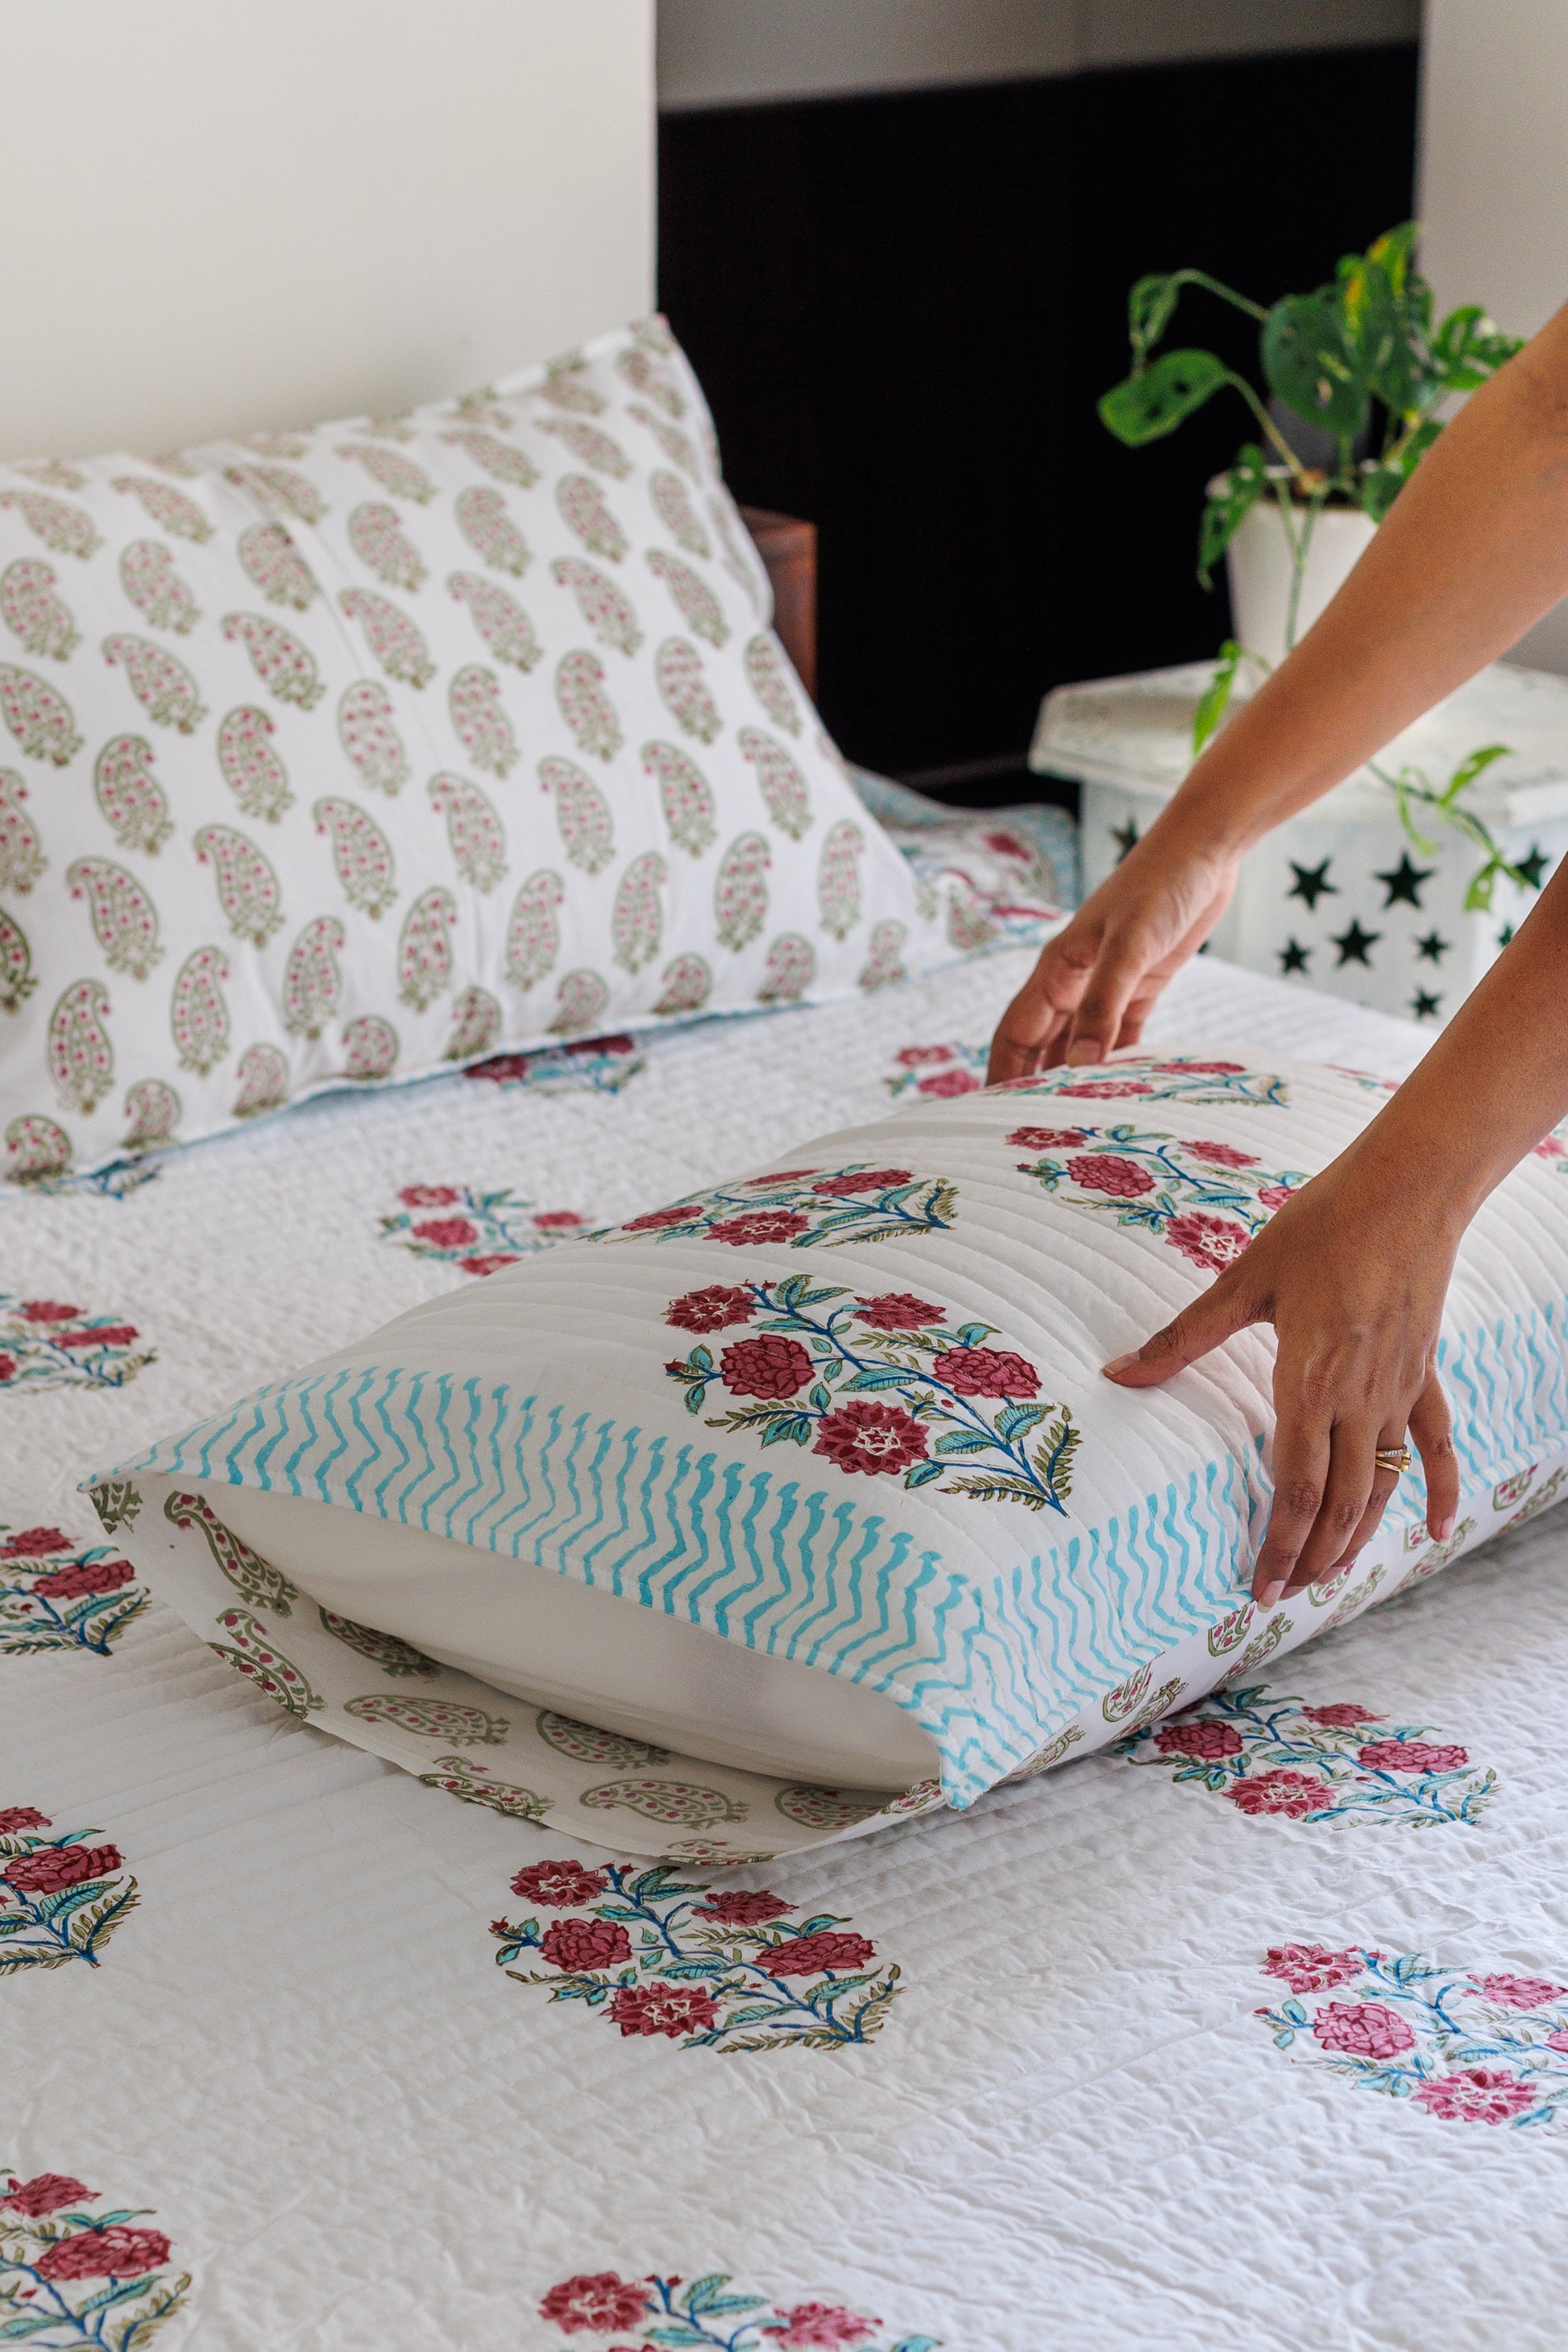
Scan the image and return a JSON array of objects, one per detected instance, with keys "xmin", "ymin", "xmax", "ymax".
[
  {"xmin": 0, "ymin": 318, "xmax": 951, "ymax": 1181},
  {"xmin": 89, "ymin": 1050, "xmax": 1568, "ymax": 1860}
]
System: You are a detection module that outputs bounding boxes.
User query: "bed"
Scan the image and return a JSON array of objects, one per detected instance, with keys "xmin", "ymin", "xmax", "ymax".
[{"xmin": 8, "ymin": 869, "xmax": 1568, "ymax": 2352}]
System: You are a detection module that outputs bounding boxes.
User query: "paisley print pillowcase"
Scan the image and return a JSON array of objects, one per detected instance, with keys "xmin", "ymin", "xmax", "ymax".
[
  {"xmin": 0, "ymin": 317, "xmax": 949, "ymax": 1180},
  {"xmin": 93, "ymin": 1052, "xmax": 1568, "ymax": 1855}
]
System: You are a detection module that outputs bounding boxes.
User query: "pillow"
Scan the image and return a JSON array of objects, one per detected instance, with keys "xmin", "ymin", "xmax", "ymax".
[
  {"xmin": 90, "ymin": 1049, "xmax": 1568, "ymax": 1860},
  {"xmin": 0, "ymin": 318, "xmax": 951, "ymax": 1183}
]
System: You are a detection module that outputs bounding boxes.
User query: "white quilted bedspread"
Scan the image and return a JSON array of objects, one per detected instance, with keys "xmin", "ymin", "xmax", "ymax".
[{"xmin": 6, "ymin": 941, "xmax": 1568, "ymax": 2352}]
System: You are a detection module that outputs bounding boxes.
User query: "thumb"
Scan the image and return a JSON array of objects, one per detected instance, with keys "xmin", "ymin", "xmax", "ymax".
[{"xmin": 1101, "ymin": 1280, "xmax": 1263, "ymax": 1388}]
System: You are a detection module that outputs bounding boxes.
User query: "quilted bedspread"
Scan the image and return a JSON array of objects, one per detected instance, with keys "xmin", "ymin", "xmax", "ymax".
[{"xmin": 6, "ymin": 934, "xmax": 1568, "ymax": 2351}]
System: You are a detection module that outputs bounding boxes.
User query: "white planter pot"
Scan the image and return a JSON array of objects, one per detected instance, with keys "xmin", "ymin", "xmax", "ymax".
[{"xmin": 1215, "ymin": 478, "xmax": 1376, "ymax": 669}]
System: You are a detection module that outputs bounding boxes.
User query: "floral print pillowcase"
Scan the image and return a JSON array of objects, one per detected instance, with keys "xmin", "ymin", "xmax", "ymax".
[
  {"xmin": 96, "ymin": 1051, "xmax": 1568, "ymax": 1855},
  {"xmin": 0, "ymin": 317, "xmax": 951, "ymax": 1182}
]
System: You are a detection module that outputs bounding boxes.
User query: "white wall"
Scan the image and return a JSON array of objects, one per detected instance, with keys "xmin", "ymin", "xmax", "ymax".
[
  {"xmin": 659, "ymin": 0, "xmax": 1419, "ymax": 111},
  {"xmin": 0, "ymin": 0, "xmax": 656, "ymax": 461},
  {"xmin": 1419, "ymin": 0, "xmax": 1568, "ymax": 670}
]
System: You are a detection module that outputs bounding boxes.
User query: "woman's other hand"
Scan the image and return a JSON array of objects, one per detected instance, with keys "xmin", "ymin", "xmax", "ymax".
[
  {"xmin": 987, "ymin": 823, "xmax": 1241, "ymax": 1083},
  {"xmin": 1101, "ymin": 1151, "xmax": 1462, "ymax": 1603}
]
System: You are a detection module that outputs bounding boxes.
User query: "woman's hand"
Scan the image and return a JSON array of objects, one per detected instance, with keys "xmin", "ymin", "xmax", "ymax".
[
  {"xmin": 1101, "ymin": 1152, "xmax": 1462, "ymax": 1603},
  {"xmin": 987, "ymin": 820, "xmax": 1241, "ymax": 1084}
]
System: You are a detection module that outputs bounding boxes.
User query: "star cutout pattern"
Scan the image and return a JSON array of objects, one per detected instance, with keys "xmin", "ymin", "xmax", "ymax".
[
  {"xmin": 1277, "ymin": 938, "xmax": 1311, "ymax": 975},
  {"xmin": 1410, "ymin": 989, "xmax": 1442, "ymax": 1019},
  {"xmin": 1375, "ymin": 852, "xmax": 1434, "ymax": 908},
  {"xmin": 1288, "ymin": 858, "xmax": 1337, "ymax": 910},
  {"xmin": 1496, "ymin": 922, "xmax": 1515, "ymax": 949},
  {"xmin": 1414, "ymin": 930, "xmax": 1449, "ymax": 964},
  {"xmin": 1110, "ymin": 817, "xmax": 1139, "ymax": 863},
  {"xmin": 1329, "ymin": 917, "xmax": 1381, "ymax": 967},
  {"xmin": 1515, "ymin": 844, "xmax": 1550, "ymax": 889}
]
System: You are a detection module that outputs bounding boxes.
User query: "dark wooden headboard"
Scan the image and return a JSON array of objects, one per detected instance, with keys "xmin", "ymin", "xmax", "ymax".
[{"xmin": 739, "ymin": 505, "xmax": 816, "ymax": 699}]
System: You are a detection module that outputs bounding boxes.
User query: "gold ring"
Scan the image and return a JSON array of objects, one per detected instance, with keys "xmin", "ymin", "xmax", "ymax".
[{"xmin": 1374, "ymin": 1445, "xmax": 1413, "ymax": 1475}]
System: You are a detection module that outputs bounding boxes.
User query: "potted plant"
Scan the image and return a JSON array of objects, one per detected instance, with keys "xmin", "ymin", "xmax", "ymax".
[
  {"xmin": 1097, "ymin": 222, "xmax": 1537, "ymax": 912},
  {"xmin": 1099, "ymin": 222, "xmax": 1520, "ymax": 666}
]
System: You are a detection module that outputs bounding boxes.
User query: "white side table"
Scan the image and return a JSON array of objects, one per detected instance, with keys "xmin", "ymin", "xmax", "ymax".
[{"xmin": 1030, "ymin": 659, "xmax": 1568, "ymax": 1025}]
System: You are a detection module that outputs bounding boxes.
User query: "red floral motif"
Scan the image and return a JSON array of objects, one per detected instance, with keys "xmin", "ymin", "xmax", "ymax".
[
  {"xmin": 666, "ymin": 1286, "xmax": 756, "ymax": 1333},
  {"xmin": 1226, "ymin": 1769, "xmax": 1329, "ymax": 1819},
  {"xmin": 0, "ymin": 1807, "xmax": 51, "ymax": 1836},
  {"xmin": 0, "ymin": 1357, "xmax": 16, "ymax": 1383},
  {"xmin": 2, "ymin": 1842, "xmax": 122, "ymax": 1894},
  {"xmin": 56, "ymin": 1326, "xmax": 140, "ymax": 1350},
  {"xmin": 1413, "ymin": 2068, "xmax": 1537, "ymax": 2123},
  {"xmin": 608, "ymin": 1981, "xmax": 720, "ymax": 2038},
  {"xmin": 930, "ymin": 1345, "xmax": 1039, "ymax": 1399},
  {"xmin": 917, "ymin": 1068, "xmax": 979, "ymax": 1097},
  {"xmin": 1007, "ymin": 1126, "xmax": 1088, "ymax": 1150},
  {"xmin": 1533, "ymin": 1136, "xmax": 1566, "ymax": 1159},
  {"xmin": 17, "ymin": 1300, "xmax": 80, "ymax": 1323},
  {"xmin": 775, "ymin": 2304, "xmax": 882, "ymax": 2349},
  {"xmin": 720, "ymin": 1336, "xmax": 815, "ymax": 1400},
  {"xmin": 753, "ymin": 1931, "xmax": 877, "ymax": 1977},
  {"xmin": 398, "ymin": 1184, "xmax": 460, "ymax": 1208},
  {"xmin": 1476, "ymin": 1973, "xmax": 1568, "ymax": 2010},
  {"xmin": 1257, "ymin": 1184, "xmax": 1295, "ymax": 1210},
  {"xmin": 29, "ymin": 1557, "xmax": 136, "ymax": 1603},
  {"xmin": 533, "ymin": 1211, "xmax": 589, "ymax": 1231},
  {"xmin": 707, "ymin": 1210, "xmax": 810, "ymax": 1247},
  {"xmin": 624, "ymin": 1205, "xmax": 695, "ymax": 1232},
  {"xmin": 1056, "ymin": 1079, "xmax": 1152, "ymax": 1098},
  {"xmin": 1311, "ymin": 2000, "xmax": 1416, "ymax": 2060},
  {"xmin": 1186, "ymin": 1141, "xmax": 1258, "ymax": 1168},
  {"xmin": 35, "ymin": 2225, "xmax": 172, "ymax": 2281},
  {"xmin": 1300, "ymin": 1703, "xmax": 1379, "ymax": 1728},
  {"xmin": 812, "ymin": 1403, "xmax": 928, "ymax": 1478},
  {"xmin": 510, "ymin": 1860, "xmax": 611, "ymax": 1907},
  {"xmin": 459, "ymin": 1254, "xmax": 518, "ymax": 1278},
  {"xmin": 1545, "ymin": 2029, "xmax": 1568, "ymax": 2055},
  {"xmin": 0, "ymin": 1527, "xmax": 73, "ymax": 1558},
  {"xmin": 1064, "ymin": 1152, "xmax": 1155, "ymax": 1198},
  {"xmin": 746, "ymin": 1169, "xmax": 820, "ymax": 1185},
  {"xmin": 541, "ymin": 2274, "xmax": 653, "ymax": 2333},
  {"xmin": 1155, "ymin": 1718, "xmax": 1242, "ymax": 1760},
  {"xmin": 540, "ymin": 1918, "xmax": 632, "ymax": 1973},
  {"xmin": 852, "ymin": 1294, "xmax": 944, "ymax": 1330},
  {"xmin": 811, "ymin": 1169, "xmax": 914, "ymax": 1197},
  {"xmin": 1358, "ymin": 1740, "xmax": 1470, "ymax": 1774},
  {"xmin": 1155, "ymin": 1060, "xmax": 1244, "ymax": 1074},
  {"xmin": 1165, "ymin": 1210, "xmax": 1251, "ymax": 1274},
  {"xmin": 894, "ymin": 1047, "xmax": 952, "ymax": 1068},
  {"xmin": 695, "ymin": 1889, "xmax": 794, "ymax": 1925},
  {"xmin": 1, "ymin": 2174, "xmax": 91, "ymax": 2217},
  {"xmin": 411, "ymin": 1217, "xmax": 479, "ymax": 1248},
  {"xmin": 1263, "ymin": 1944, "xmax": 1363, "ymax": 1993}
]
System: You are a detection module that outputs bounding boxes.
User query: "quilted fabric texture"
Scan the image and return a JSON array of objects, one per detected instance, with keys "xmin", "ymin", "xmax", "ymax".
[
  {"xmin": 0, "ymin": 318, "xmax": 948, "ymax": 1181},
  {"xmin": 97, "ymin": 1041, "xmax": 1568, "ymax": 1848}
]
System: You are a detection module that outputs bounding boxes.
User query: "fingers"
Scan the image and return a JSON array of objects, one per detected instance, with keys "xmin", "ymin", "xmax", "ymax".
[
  {"xmin": 1275, "ymin": 1419, "xmax": 1383, "ymax": 1599},
  {"xmin": 1250, "ymin": 1405, "xmax": 1334, "ymax": 1605},
  {"xmin": 1326, "ymin": 1454, "xmax": 1404, "ymax": 1578},
  {"xmin": 985, "ymin": 925, "xmax": 1101, "ymax": 1085},
  {"xmin": 1409, "ymin": 1373, "xmax": 1460, "ymax": 1540},
  {"xmin": 1101, "ymin": 1274, "xmax": 1263, "ymax": 1388}
]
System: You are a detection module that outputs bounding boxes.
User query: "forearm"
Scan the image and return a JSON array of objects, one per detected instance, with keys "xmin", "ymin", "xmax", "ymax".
[
  {"xmin": 1326, "ymin": 862, "xmax": 1568, "ymax": 1230},
  {"xmin": 1149, "ymin": 301, "xmax": 1568, "ymax": 863}
]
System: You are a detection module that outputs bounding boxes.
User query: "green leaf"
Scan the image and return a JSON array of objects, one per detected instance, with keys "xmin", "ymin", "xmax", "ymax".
[
  {"xmin": 842, "ymin": 1366, "xmax": 917, "ymax": 1392},
  {"xmin": 932, "ymin": 1430, "xmax": 997, "ymax": 1456},
  {"xmin": 1098, "ymin": 347, "xmax": 1233, "ymax": 446},
  {"xmin": 1192, "ymin": 640, "xmax": 1242, "ymax": 757},
  {"xmin": 683, "ymin": 1383, "xmax": 706, "ymax": 1415},
  {"xmin": 1433, "ymin": 302, "xmax": 1524, "ymax": 390},
  {"xmin": 1127, "ymin": 270, "xmax": 1184, "ymax": 359},
  {"xmin": 1441, "ymin": 740, "xmax": 1512, "ymax": 803},
  {"xmin": 1261, "ymin": 292, "xmax": 1370, "ymax": 440},
  {"xmin": 1197, "ymin": 445, "xmax": 1270, "ymax": 587},
  {"xmin": 903, "ymin": 1461, "xmax": 944, "ymax": 1488},
  {"xmin": 994, "ymin": 1400, "xmax": 1049, "ymax": 1441},
  {"xmin": 953, "ymin": 1321, "xmax": 998, "ymax": 1348},
  {"xmin": 807, "ymin": 1383, "xmax": 832, "ymax": 1411}
]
